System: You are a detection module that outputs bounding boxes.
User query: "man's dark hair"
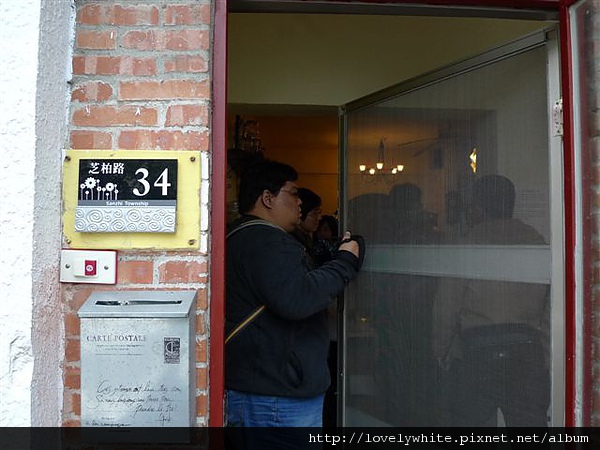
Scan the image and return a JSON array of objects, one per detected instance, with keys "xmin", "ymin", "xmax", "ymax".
[
  {"xmin": 237, "ymin": 159, "xmax": 298, "ymax": 214},
  {"xmin": 298, "ymin": 188, "xmax": 322, "ymax": 220},
  {"xmin": 473, "ymin": 174, "xmax": 516, "ymax": 219}
]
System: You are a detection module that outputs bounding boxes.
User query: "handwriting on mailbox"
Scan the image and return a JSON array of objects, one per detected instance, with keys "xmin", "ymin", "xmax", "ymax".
[{"xmin": 94, "ymin": 379, "xmax": 182, "ymax": 426}]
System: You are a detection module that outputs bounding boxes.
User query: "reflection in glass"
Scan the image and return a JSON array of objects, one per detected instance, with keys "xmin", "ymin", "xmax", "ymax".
[
  {"xmin": 343, "ymin": 45, "xmax": 552, "ymax": 427},
  {"xmin": 433, "ymin": 175, "xmax": 549, "ymax": 427}
]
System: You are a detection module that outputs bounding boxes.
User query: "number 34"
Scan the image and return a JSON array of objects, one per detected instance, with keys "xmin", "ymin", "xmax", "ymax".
[{"xmin": 133, "ymin": 168, "xmax": 171, "ymax": 197}]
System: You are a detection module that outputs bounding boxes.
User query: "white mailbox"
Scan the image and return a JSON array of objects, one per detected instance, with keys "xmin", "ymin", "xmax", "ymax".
[{"xmin": 78, "ymin": 291, "xmax": 196, "ymax": 435}]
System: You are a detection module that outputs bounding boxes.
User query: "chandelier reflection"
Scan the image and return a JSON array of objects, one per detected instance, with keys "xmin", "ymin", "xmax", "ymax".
[{"xmin": 358, "ymin": 139, "xmax": 404, "ymax": 183}]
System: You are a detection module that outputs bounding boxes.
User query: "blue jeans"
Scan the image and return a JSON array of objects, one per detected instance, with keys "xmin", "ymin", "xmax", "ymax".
[{"xmin": 225, "ymin": 390, "xmax": 324, "ymax": 450}]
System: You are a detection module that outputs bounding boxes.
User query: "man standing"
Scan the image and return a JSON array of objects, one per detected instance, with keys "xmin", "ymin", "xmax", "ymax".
[{"xmin": 225, "ymin": 160, "xmax": 361, "ymax": 448}]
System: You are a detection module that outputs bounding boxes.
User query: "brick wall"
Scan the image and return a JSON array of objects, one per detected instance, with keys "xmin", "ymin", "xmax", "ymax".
[{"xmin": 63, "ymin": 1, "xmax": 212, "ymax": 426}]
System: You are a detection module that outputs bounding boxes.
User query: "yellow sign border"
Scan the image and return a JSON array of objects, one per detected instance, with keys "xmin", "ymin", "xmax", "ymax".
[{"xmin": 63, "ymin": 150, "xmax": 201, "ymax": 250}]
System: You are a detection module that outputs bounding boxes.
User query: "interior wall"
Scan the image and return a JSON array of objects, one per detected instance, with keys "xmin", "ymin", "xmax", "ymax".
[
  {"xmin": 258, "ymin": 115, "xmax": 339, "ymax": 215},
  {"xmin": 226, "ymin": 113, "xmax": 339, "ymax": 219}
]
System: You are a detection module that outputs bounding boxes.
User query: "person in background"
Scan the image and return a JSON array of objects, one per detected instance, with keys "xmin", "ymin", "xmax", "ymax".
[
  {"xmin": 313, "ymin": 214, "xmax": 341, "ymax": 427},
  {"xmin": 292, "ymin": 192, "xmax": 343, "ymax": 428},
  {"xmin": 225, "ymin": 160, "xmax": 361, "ymax": 449},
  {"xmin": 433, "ymin": 174, "xmax": 550, "ymax": 427},
  {"xmin": 314, "ymin": 215, "xmax": 339, "ymax": 268},
  {"xmin": 291, "ymin": 187, "xmax": 323, "ymax": 267},
  {"xmin": 389, "ymin": 182, "xmax": 440, "ymax": 244},
  {"xmin": 315, "ymin": 215, "xmax": 338, "ymax": 241}
]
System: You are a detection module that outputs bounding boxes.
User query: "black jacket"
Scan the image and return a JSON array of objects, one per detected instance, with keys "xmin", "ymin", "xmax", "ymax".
[{"xmin": 225, "ymin": 215, "xmax": 359, "ymax": 398}]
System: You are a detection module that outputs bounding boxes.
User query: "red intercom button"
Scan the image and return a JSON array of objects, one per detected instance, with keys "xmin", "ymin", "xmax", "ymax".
[{"xmin": 84, "ymin": 260, "xmax": 97, "ymax": 276}]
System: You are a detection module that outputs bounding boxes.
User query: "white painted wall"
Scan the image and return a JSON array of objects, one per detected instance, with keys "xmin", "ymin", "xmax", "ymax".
[
  {"xmin": 0, "ymin": 0, "xmax": 42, "ymax": 427},
  {"xmin": 0, "ymin": 0, "xmax": 73, "ymax": 426}
]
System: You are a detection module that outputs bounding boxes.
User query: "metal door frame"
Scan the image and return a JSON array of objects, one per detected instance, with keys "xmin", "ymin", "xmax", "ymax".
[{"xmin": 338, "ymin": 28, "xmax": 564, "ymax": 426}]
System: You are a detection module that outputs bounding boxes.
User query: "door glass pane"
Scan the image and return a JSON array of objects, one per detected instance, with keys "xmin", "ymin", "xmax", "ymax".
[{"xmin": 343, "ymin": 44, "xmax": 553, "ymax": 427}]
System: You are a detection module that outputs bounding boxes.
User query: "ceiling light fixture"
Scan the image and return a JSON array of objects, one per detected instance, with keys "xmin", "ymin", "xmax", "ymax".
[{"xmin": 358, "ymin": 138, "xmax": 404, "ymax": 183}]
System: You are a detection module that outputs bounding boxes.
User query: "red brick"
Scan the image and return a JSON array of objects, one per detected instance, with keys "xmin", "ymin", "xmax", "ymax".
[
  {"xmin": 72, "ymin": 56, "xmax": 87, "ymax": 75},
  {"xmin": 165, "ymin": 5, "xmax": 211, "ymax": 25},
  {"xmin": 114, "ymin": 5, "xmax": 159, "ymax": 25},
  {"xmin": 72, "ymin": 56, "xmax": 156, "ymax": 76},
  {"xmin": 73, "ymin": 105, "xmax": 157, "ymax": 127},
  {"xmin": 72, "ymin": 81, "xmax": 113, "ymax": 102},
  {"xmin": 65, "ymin": 339, "xmax": 80, "ymax": 363},
  {"xmin": 196, "ymin": 393, "xmax": 208, "ymax": 418},
  {"xmin": 166, "ymin": 104, "xmax": 208, "ymax": 126},
  {"xmin": 70, "ymin": 130, "xmax": 112, "ymax": 149},
  {"xmin": 195, "ymin": 338, "xmax": 207, "ymax": 363},
  {"xmin": 78, "ymin": 4, "xmax": 158, "ymax": 25},
  {"xmin": 164, "ymin": 55, "xmax": 208, "ymax": 73},
  {"xmin": 64, "ymin": 366, "xmax": 81, "ymax": 391},
  {"xmin": 73, "ymin": 393, "xmax": 81, "ymax": 416},
  {"xmin": 119, "ymin": 79, "xmax": 209, "ymax": 100},
  {"xmin": 76, "ymin": 30, "xmax": 116, "ymax": 50},
  {"xmin": 118, "ymin": 260, "xmax": 154, "ymax": 284},
  {"xmin": 100, "ymin": 56, "xmax": 156, "ymax": 76},
  {"xmin": 196, "ymin": 312, "xmax": 206, "ymax": 335},
  {"xmin": 77, "ymin": 4, "xmax": 105, "ymax": 24},
  {"xmin": 196, "ymin": 288, "xmax": 208, "ymax": 310},
  {"xmin": 122, "ymin": 29, "xmax": 208, "ymax": 51},
  {"xmin": 65, "ymin": 313, "xmax": 80, "ymax": 337},
  {"xmin": 158, "ymin": 260, "xmax": 207, "ymax": 284},
  {"xmin": 118, "ymin": 129, "xmax": 209, "ymax": 150},
  {"xmin": 196, "ymin": 367, "xmax": 208, "ymax": 390},
  {"xmin": 64, "ymin": 392, "xmax": 81, "ymax": 416}
]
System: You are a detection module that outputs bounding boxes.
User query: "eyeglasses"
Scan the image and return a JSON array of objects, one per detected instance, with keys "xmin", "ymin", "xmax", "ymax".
[{"xmin": 279, "ymin": 188, "xmax": 299, "ymax": 198}]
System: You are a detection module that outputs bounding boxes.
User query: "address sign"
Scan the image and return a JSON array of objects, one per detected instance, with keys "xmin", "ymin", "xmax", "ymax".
[{"xmin": 75, "ymin": 159, "xmax": 178, "ymax": 233}]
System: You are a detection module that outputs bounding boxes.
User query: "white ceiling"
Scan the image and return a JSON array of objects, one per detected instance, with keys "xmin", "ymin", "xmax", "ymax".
[{"xmin": 227, "ymin": 13, "xmax": 553, "ymax": 111}]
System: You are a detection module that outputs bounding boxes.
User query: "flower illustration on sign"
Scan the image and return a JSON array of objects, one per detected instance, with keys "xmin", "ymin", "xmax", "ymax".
[
  {"xmin": 84, "ymin": 177, "xmax": 96, "ymax": 189},
  {"xmin": 79, "ymin": 177, "xmax": 100, "ymax": 200},
  {"xmin": 79, "ymin": 177, "xmax": 118, "ymax": 201}
]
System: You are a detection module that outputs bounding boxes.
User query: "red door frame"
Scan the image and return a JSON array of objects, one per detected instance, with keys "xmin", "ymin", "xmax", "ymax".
[
  {"xmin": 210, "ymin": 0, "xmax": 586, "ymax": 427},
  {"xmin": 209, "ymin": 0, "xmax": 228, "ymax": 427}
]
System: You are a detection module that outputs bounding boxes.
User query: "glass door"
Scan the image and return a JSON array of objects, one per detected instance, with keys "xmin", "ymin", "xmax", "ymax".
[{"xmin": 340, "ymin": 29, "xmax": 563, "ymax": 427}]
